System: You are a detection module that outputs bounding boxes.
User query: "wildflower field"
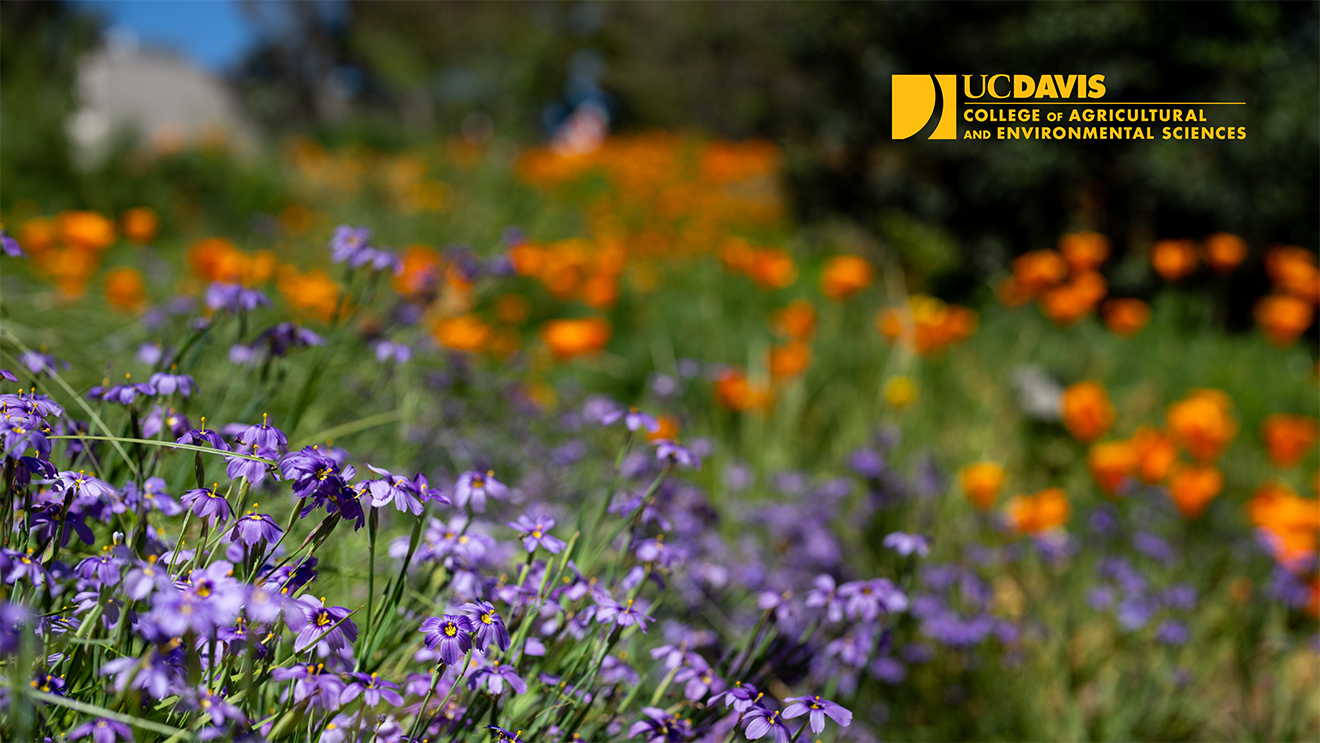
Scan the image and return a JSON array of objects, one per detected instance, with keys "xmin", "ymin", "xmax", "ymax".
[{"xmin": 1, "ymin": 130, "xmax": 1317, "ymax": 743}]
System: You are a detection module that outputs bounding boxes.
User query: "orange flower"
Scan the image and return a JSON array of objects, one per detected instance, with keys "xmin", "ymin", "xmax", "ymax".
[
  {"xmin": 719, "ymin": 237, "xmax": 756, "ymax": 273},
  {"xmin": 276, "ymin": 267, "xmax": 340, "ymax": 321},
  {"xmin": 820, "ymin": 255, "xmax": 874, "ymax": 300},
  {"xmin": 103, "ymin": 267, "xmax": 146, "ymax": 311},
  {"xmin": 1166, "ymin": 464, "xmax": 1224, "ymax": 519},
  {"xmin": 121, "ymin": 207, "xmax": 159, "ymax": 244},
  {"xmin": 1261, "ymin": 414, "xmax": 1320, "ymax": 468},
  {"xmin": 434, "ymin": 315, "xmax": 493, "ymax": 353},
  {"xmin": 1130, "ymin": 426, "xmax": 1179, "ymax": 484},
  {"xmin": 1265, "ymin": 246, "xmax": 1320, "ymax": 304},
  {"xmin": 768, "ymin": 342, "xmax": 811, "ymax": 380},
  {"xmin": 188, "ymin": 238, "xmax": 246, "ymax": 282},
  {"xmin": 771, "ymin": 299, "xmax": 816, "ymax": 340},
  {"xmin": 647, "ymin": 414, "xmax": 680, "ymax": 442},
  {"xmin": 580, "ymin": 273, "xmax": 618, "ymax": 309},
  {"xmin": 1253, "ymin": 294, "xmax": 1315, "ymax": 347},
  {"xmin": 884, "ymin": 375, "xmax": 917, "ymax": 409},
  {"xmin": 1012, "ymin": 250, "xmax": 1068, "ymax": 296},
  {"xmin": 393, "ymin": 245, "xmax": 442, "ymax": 296},
  {"xmin": 714, "ymin": 368, "xmax": 771, "ymax": 411},
  {"xmin": 1006, "ymin": 488, "xmax": 1070, "ymax": 534},
  {"xmin": 960, "ymin": 462, "xmax": 1005, "ymax": 511},
  {"xmin": 997, "ymin": 277, "xmax": 1034, "ymax": 307},
  {"xmin": 58, "ymin": 210, "xmax": 116, "ymax": 251},
  {"xmin": 1102, "ymin": 298, "xmax": 1151, "ymax": 337},
  {"xmin": 1060, "ymin": 381, "xmax": 1115, "ymax": 443},
  {"xmin": 748, "ymin": 248, "xmax": 798, "ymax": 289},
  {"xmin": 19, "ymin": 217, "xmax": 56, "ymax": 254},
  {"xmin": 1150, "ymin": 238, "xmax": 1198, "ymax": 280},
  {"xmin": 540, "ymin": 317, "xmax": 611, "ymax": 360},
  {"xmin": 1248, "ymin": 481, "xmax": 1320, "ymax": 572},
  {"xmin": 33, "ymin": 247, "xmax": 99, "ymax": 297},
  {"xmin": 1202, "ymin": 232, "xmax": 1247, "ymax": 274},
  {"xmin": 1087, "ymin": 440, "xmax": 1137, "ymax": 495},
  {"xmin": 1059, "ymin": 231, "xmax": 1110, "ymax": 273},
  {"xmin": 1166, "ymin": 389, "xmax": 1237, "ymax": 461},
  {"xmin": 1040, "ymin": 271, "xmax": 1107, "ymax": 326},
  {"xmin": 878, "ymin": 295, "xmax": 978, "ymax": 356}
]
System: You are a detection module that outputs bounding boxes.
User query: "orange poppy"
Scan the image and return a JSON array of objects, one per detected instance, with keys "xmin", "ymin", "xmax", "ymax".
[
  {"xmin": 121, "ymin": 207, "xmax": 159, "ymax": 244},
  {"xmin": 1166, "ymin": 389, "xmax": 1237, "ymax": 462},
  {"xmin": 1012, "ymin": 250, "xmax": 1068, "ymax": 296},
  {"xmin": 771, "ymin": 299, "xmax": 816, "ymax": 340},
  {"xmin": 1040, "ymin": 272, "xmax": 1107, "ymax": 326},
  {"xmin": 647, "ymin": 414, "xmax": 680, "ymax": 442},
  {"xmin": 820, "ymin": 255, "xmax": 874, "ymax": 300},
  {"xmin": 1130, "ymin": 426, "xmax": 1179, "ymax": 484},
  {"xmin": 1254, "ymin": 294, "xmax": 1315, "ymax": 347},
  {"xmin": 1202, "ymin": 232, "xmax": 1247, "ymax": 274},
  {"xmin": 997, "ymin": 276, "xmax": 1034, "ymax": 307},
  {"xmin": 541, "ymin": 317, "xmax": 611, "ymax": 360},
  {"xmin": 58, "ymin": 210, "xmax": 116, "ymax": 251},
  {"xmin": 1006, "ymin": 488, "xmax": 1070, "ymax": 534},
  {"xmin": 1102, "ymin": 298, "xmax": 1151, "ymax": 337},
  {"xmin": 1061, "ymin": 381, "xmax": 1115, "ymax": 443},
  {"xmin": 393, "ymin": 245, "xmax": 443, "ymax": 296},
  {"xmin": 1261, "ymin": 414, "xmax": 1320, "ymax": 468},
  {"xmin": 960, "ymin": 462, "xmax": 1005, "ymax": 511},
  {"xmin": 1265, "ymin": 246, "xmax": 1320, "ymax": 304},
  {"xmin": 19, "ymin": 217, "xmax": 56, "ymax": 254},
  {"xmin": 749, "ymin": 248, "xmax": 798, "ymax": 289},
  {"xmin": 434, "ymin": 315, "xmax": 493, "ymax": 353},
  {"xmin": 768, "ymin": 342, "xmax": 811, "ymax": 380},
  {"xmin": 1059, "ymin": 231, "xmax": 1110, "ymax": 273},
  {"xmin": 1087, "ymin": 440, "xmax": 1137, "ymax": 495},
  {"xmin": 1167, "ymin": 464, "xmax": 1224, "ymax": 518},
  {"xmin": 1151, "ymin": 238, "xmax": 1198, "ymax": 280},
  {"xmin": 104, "ymin": 267, "xmax": 147, "ymax": 311},
  {"xmin": 1248, "ymin": 481, "xmax": 1320, "ymax": 572},
  {"xmin": 277, "ymin": 267, "xmax": 341, "ymax": 321},
  {"xmin": 713, "ymin": 368, "xmax": 771, "ymax": 412}
]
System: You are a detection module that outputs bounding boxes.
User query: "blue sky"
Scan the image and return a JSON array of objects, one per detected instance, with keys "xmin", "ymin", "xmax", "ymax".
[{"xmin": 75, "ymin": 1, "xmax": 258, "ymax": 71}]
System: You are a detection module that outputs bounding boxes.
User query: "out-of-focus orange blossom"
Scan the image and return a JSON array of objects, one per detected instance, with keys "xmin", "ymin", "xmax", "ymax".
[
  {"xmin": 1131, "ymin": 426, "xmax": 1179, "ymax": 484},
  {"xmin": 121, "ymin": 207, "xmax": 159, "ymax": 244},
  {"xmin": 1061, "ymin": 381, "xmax": 1115, "ymax": 443},
  {"xmin": 884, "ymin": 376, "xmax": 917, "ymax": 409},
  {"xmin": 1040, "ymin": 271, "xmax": 1107, "ymax": 326},
  {"xmin": 877, "ymin": 295, "xmax": 977, "ymax": 356},
  {"xmin": 277, "ymin": 267, "xmax": 340, "ymax": 321},
  {"xmin": 189, "ymin": 238, "xmax": 277, "ymax": 285},
  {"xmin": 1254, "ymin": 294, "xmax": 1315, "ymax": 347},
  {"xmin": 820, "ymin": 255, "xmax": 874, "ymax": 300},
  {"xmin": 19, "ymin": 217, "xmax": 56, "ymax": 253},
  {"xmin": 1166, "ymin": 389, "xmax": 1237, "ymax": 461},
  {"xmin": 1265, "ymin": 246, "xmax": 1320, "ymax": 304},
  {"xmin": 58, "ymin": 210, "xmax": 116, "ymax": 251},
  {"xmin": 1167, "ymin": 464, "xmax": 1225, "ymax": 518},
  {"xmin": 434, "ymin": 315, "xmax": 493, "ymax": 353},
  {"xmin": 747, "ymin": 248, "xmax": 798, "ymax": 290},
  {"xmin": 1006, "ymin": 488, "xmax": 1070, "ymax": 534},
  {"xmin": 1248, "ymin": 481, "xmax": 1319, "ymax": 572},
  {"xmin": 1087, "ymin": 440, "xmax": 1137, "ymax": 495},
  {"xmin": 1261, "ymin": 414, "xmax": 1319, "ymax": 468},
  {"xmin": 103, "ymin": 267, "xmax": 147, "ymax": 311},
  {"xmin": 1059, "ymin": 231, "xmax": 1110, "ymax": 273},
  {"xmin": 771, "ymin": 299, "xmax": 816, "ymax": 340},
  {"xmin": 960, "ymin": 462, "xmax": 1005, "ymax": 511},
  {"xmin": 714, "ymin": 368, "xmax": 771, "ymax": 412},
  {"xmin": 1102, "ymin": 298, "xmax": 1151, "ymax": 337},
  {"xmin": 394, "ymin": 245, "xmax": 443, "ymax": 297},
  {"xmin": 541, "ymin": 317, "xmax": 611, "ymax": 360},
  {"xmin": 495, "ymin": 294, "xmax": 531, "ymax": 325},
  {"xmin": 1151, "ymin": 238, "xmax": 1199, "ymax": 280},
  {"xmin": 768, "ymin": 342, "xmax": 811, "ymax": 380},
  {"xmin": 1202, "ymin": 232, "xmax": 1247, "ymax": 274},
  {"xmin": 647, "ymin": 415, "xmax": 680, "ymax": 442},
  {"xmin": 1012, "ymin": 250, "xmax": 1068, "ymax": 296}
]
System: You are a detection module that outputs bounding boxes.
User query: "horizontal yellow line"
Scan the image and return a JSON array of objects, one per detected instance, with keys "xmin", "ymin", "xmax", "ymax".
[{"xmin": 963, "ymin": 101, "xmax": 1246, "ymax": 105}]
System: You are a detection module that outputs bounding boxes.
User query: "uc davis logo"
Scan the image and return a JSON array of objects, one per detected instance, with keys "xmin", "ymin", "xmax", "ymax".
[{"xmin": 892, "ymin": 74, "xmax": 958, "ymax": 139}]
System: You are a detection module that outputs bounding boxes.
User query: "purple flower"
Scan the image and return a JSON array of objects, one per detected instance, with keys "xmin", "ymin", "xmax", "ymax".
[
  {"xmin": 68, "ymin": 718, "xmax": 135, "ymax": 743},
  {"xmin": 330, "ymin": 225, "xmax": 373, "ymax": 264},
  {"xmin": 467, "ymin": 660, "xmax": 527, "ymax": 695},
  {"xmin": 123, "ymin": 557, "xmax": 170, "ymax": 600},
  {"xmin": 1133, "ymin": 531, "xmax": 1176, "ymax": 565},
  {"xmin": 1, "ymin": 229, "xmax": 25, "ymax": 258},
  {"xmin": 596, "ymin": 598, "xmax": 654, "ymax": 634},
  {"xmin": 176, "ymin": 426, "xmax": 231, "ymax": 452},
  {"xmin": 205, "ymin": 282, "xmax": 271, "ymax": 313},
  {"xmin": 805, "ymin": 574, "xmax": 845, "ymax": 624},
  {"xmin": 653, "ymin": 440, "xmax": 700, "ymax": 470},
  {"xmin": 18, "ymin": 350, "xmax": 67, "ymax": 377},
  {"xmin": 364, "ymin": 465, "xmax": 425, "ymax": 516},
  {"xmin": 744, "ymin": 707, "xmax": 792, "ymax": 742},
  {"xmin": 507, "ymin": 513, "xmax": 566, "ymax": 554},
  {"xmin": 136, "ymin": 342, "xmax": 163, "ymax": 365},
  {"xmin": 271, "ymin": 662, "xmax": 345, "ymax": 710},
  {"xmin": 849, "ymin": 447, "xmax": 886, "ymax": 478},
  {"xmin": 883, "ymin": 531, "xmax": 931, "ymax": 557},
  {"xmin": 148, "ymin": 370, "xmax": 198, "ymax": 397},
  {"xmin": 674, "ymin": 654, "xmax": 724, "ymax": 702},
  {"xmin": 142, "ymin": 406, "xmax": 191, "ymax": 439},
  {"xmin": 225, "ymin": 441, "xmax": 278, "ymax": 485},
  {"xmin": 487, "ymin": 726, "xmax": 526, "ymax": 742},
  {"xmin": 783, "ymin": 694, "xmax": 852, "ymax": 735},
  {"xmin": 602, "ymin": 406, "xmax": 661, "ymax": 434},
  {"xmin": 75, "ymin": 551, "xmax": 123, "ymax": 586},
  {"xmin": 181, "ymin": 485, "xmax": 234, "ymax": 526},
  {"xmin": 124, "ymin": 477, "xmax": 184, "ymax": 516},
  {"xmin": 287, "ymin": 596, "xmax": 358, "ymax": 654},
  {"xmin": 341, "ymin": 672, "xmax": 404, "ymax": 707},
  {"xmin": 1156, "ymin": 619, "xmax": 1190, "ymax": 646},
  {"xmin": 420, "ymin": 615, "xmax": 473, "ymax": 665},
  {"xmin": 838, "ymin": 578, "xmax": 908, "ymax": 621},
  {"xmin": 238, "ymin": 414, "xmax": 288, "ymax": 450},
  {"xmin": 709, "ymin": 681, "xmax": 761, "ymax": 713},
  {"xmin": 93, "ymin": 374, "xmax": 157, "ymax": 405},
  {"xmin": 634, "ymin": 536, "xmax": 685, "ymax": 569},
  {"xmin": 229, "ymin": 511, "xmax": 283, "ymax": 546},
  {"xmin": 374, "ymin": 340, "xmax": 412, "ymax": 364},
  {"xmin": 628, "ymin": 707, "xmax": 692, "ymax": 742},
  {"xmin": 56, "ymin": 470, "xmax": 116, "ymax": 501},
  {"xmin": 185, "ymin": 686, "xmax": 245, "ymax": 727},
  {"xmin": 453, "ymin": 470, "xmax": 508, "ymax": 513},
  {"xmin": 462, "ymin": 600, "xmax": 511, "ymax": 652},
  {"xmin": 100, "ymin": 653, "xmax": 178, "ymax": 700}
]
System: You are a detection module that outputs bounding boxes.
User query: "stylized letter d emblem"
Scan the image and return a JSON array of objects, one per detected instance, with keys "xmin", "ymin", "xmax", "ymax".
[{"xmin": 891, "ymin": 74, "xmax": 957, "ymax": 140}]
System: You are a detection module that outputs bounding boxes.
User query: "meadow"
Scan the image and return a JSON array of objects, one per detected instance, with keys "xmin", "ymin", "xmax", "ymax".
[{"xmin": 0, "ymin": 131, "xmax": 1317, "ymax": 742}]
